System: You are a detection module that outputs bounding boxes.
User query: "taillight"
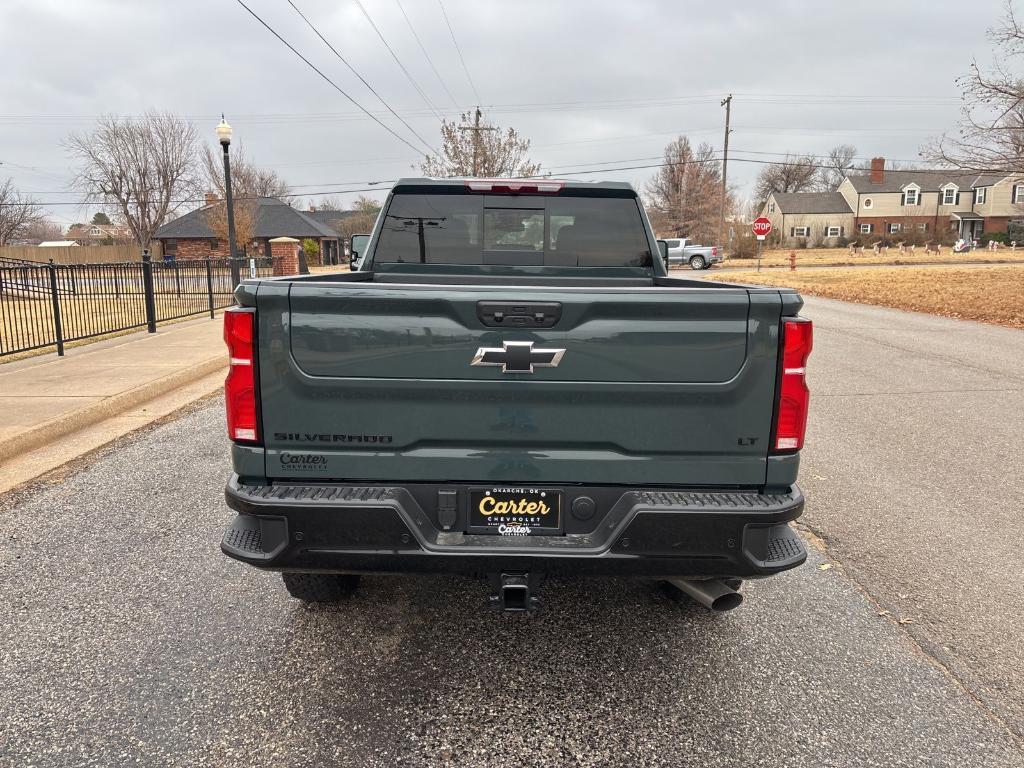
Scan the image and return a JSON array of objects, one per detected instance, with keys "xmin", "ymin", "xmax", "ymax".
[
  {"xmin": 223, "ymin": 308, "xmax": 259, "ymax": 443},
  {"xmin": 773, "ymin": 317, "xmax": 813, "ymax": 452},
  {"xmin": 711, "ymin": 247, "xmax": 719, "ymax": 257},
  {"xmin": 465, "ymin": 179, "xmax": 565, "ymax": 194}
]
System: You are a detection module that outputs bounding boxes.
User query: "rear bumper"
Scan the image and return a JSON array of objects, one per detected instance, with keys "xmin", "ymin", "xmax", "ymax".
[{"xmin": 221, "ymin": 476, "xmax": 807, "ymax": 579}]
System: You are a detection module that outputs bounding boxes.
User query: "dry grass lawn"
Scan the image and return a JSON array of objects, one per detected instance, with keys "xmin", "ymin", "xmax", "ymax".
[
  {"xmin": 720, "ymin": 265, "xmax": 1024, "ymax": 329},
  {"xmin": 716, "ymin": 247, "xmax": 1024, "ymax": 270},
  {"xmin": 1, "ymin": 293, "xmax": 231, "ymax": 361}
]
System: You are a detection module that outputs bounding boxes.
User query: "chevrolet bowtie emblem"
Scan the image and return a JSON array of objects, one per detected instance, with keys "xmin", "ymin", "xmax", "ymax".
[{"xmin": 471, "ymin": 340, "xmax": 566, "ymax": 374}]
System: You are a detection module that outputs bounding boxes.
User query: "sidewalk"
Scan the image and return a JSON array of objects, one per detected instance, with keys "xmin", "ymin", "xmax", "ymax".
[{"xmin": 0, "ymin": 316, "xmax": 227, "ymax": 492}]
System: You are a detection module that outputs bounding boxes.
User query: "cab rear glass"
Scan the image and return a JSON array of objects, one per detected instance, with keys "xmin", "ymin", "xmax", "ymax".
[{"xmin": 372, "ymin": 193, "xmax": 653, "ymax": 268}]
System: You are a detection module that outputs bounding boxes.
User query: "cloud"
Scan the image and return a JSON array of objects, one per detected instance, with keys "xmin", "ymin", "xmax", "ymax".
[{"xmin": 0, "ymin": 0, "xmax": 1003, "ymax": 225}]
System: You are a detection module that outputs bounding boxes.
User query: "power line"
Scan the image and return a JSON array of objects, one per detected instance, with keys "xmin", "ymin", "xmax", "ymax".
[
  {"xmin": 17, "ymin": 157, "xmax": 1001, "ymax": 208},
  {"xmin": 437, "ymin": 0, "xmax": 480, "ymax": 105},
  {"xmin": 394, "ymin": 0, "xmax": 460, "ymax": 108},
  {"xmin": 7, "ymin": 186, "xmax": 391, "ymax": 208},
  {"xmin": 353, "ymin": 0, "xmax": 444, "ymax": 121},
  {"xmin": 285, "ymin": 0, "xmax": 439, "ymax": 157},
  {"xmin": 229, "ymin": 0, "xmax": 428, "ymax": 156}
]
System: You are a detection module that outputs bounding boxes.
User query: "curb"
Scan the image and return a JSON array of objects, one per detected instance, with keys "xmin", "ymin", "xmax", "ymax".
[{"xmin": 0, "ymin": 356, "xmax": 227, "ymax": 464}]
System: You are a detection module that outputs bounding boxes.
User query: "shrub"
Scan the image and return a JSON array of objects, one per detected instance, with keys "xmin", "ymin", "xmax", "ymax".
[
  {"xmin": 301, "ymin": 238, "xmax": 321, "ymax": 263},
  {"xmin": 981, "ymin": 232, "xmax": 1010, "ymax": 245},
  {"xmin": 729, "ymin": 237, "xmax": 760, "ymax": 259}
]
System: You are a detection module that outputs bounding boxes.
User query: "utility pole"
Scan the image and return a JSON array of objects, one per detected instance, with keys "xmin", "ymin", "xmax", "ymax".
[
  {"xmin": 458, "ymin": 107, "xmax": 497, "ymax": 177},
  {"xmin": 719, "ymin": 94, "xmax": 733, "ymax": 249}
]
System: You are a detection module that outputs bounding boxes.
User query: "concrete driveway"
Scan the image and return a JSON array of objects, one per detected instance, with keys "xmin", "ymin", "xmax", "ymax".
[{"xmin": 1, "ymin": 297, "xmax": 1022, "ymax": 766}]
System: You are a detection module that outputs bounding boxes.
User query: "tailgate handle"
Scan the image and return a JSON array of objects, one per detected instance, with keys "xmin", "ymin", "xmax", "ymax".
[{"xmin": 477, "ymin": 301, "xmax": 562, "ymax": 328}]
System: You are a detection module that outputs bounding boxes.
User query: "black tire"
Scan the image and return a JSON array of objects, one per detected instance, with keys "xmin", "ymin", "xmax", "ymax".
[
  {"xmin": 689, "ymin": 255, "xmax": 706, "ymax": 270},
  {"xmin": 281, "ymin": 572, "xmax": 360, "ymax": 602}
]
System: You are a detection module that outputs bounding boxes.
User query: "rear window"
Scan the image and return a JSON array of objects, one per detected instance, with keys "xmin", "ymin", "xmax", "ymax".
[{"xmin": 373, "ymin": 192, "xmax": 652, "ymax": 268}]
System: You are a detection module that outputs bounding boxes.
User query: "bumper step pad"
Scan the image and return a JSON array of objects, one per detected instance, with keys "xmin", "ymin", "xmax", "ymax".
[{"xmin": 221, "ymin": 477, "xmax": 806, "ymax": 577}]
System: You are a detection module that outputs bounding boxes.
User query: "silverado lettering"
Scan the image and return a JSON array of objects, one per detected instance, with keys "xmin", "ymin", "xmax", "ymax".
[{"xmin": 220, "ymin": 177, "xmax": 812, "ymax": 615}]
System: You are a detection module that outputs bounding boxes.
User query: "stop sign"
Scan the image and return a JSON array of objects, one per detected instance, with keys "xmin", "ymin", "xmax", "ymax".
[{"xmin": 752, "ymin": 217, "xmax": 773, "ymax": 238}]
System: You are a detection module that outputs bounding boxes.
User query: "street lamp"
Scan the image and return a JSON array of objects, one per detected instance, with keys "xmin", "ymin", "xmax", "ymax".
[{"xmin": 217, "ymin": 115, "xmax": 240, "ymax": 287}]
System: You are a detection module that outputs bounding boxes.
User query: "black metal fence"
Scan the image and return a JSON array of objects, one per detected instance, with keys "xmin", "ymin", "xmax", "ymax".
[{"xmin": 0, "ymin": 253, "xmax": 278, "ymax": 357}]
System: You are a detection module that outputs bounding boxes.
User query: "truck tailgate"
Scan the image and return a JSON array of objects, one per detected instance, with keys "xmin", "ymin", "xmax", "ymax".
[{"xmin": 256, "ymin": 282, "xmax": 782, "ymax": 487}]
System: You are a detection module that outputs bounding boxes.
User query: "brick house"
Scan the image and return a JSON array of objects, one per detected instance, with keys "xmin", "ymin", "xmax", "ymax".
[
  {"xmin": 761, "ymin": 158, "xmax": 1024, "ymax": 245},
  {"xmin": 153, "ymin": 197, "xmax": 341, "ymax": 263}
]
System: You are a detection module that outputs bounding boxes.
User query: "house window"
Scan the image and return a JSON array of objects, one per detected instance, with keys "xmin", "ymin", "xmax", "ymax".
[
  {"xmin": 165, "ymin": 239, "xmax": 177, "ymax": 254},
  {"xmin": 826, "ymin": 226, "xmax": 842, "ymax": 237},
  {"xmin": 863, "ymin": 198, "xmax": 872, "ymax": 209},
  {"xmin": 209, "ymin": 238, "xmax": 219, "ymax": 251},
  {"xmin": 89, "ymin": 226, "xmax": 101, "ymax": 236},
  {"xmin": 889, "ymin": 223, "xmax": 902, "ymax": 233},
  {"xmin": 976, "ymin": 187, "xmax": 987, "ymax": 204},
  {"xmin": 917, "ymin": 223, "xmax": 928, "ymax": 231},
  {"xmin": 791, "ymin": 226, "xmax": 809, "ymax": 237},
  {"xmin": 904, "ymin": 188, "xmax": 918, "ymax": 205},
  {"xmin": 1014, "ymin": 185, "xmax": 1024, "ymax": 204},
  {"xmin": 942, "ymin": 187, "xmax": 958, "ymax": 205},
  {"xmin": 859, "ymin": 223, "xmax": 873, "ymax": 234},
  {"xmin": 768, "ymin": 202, "xmax": 776, "ymax": 213}
]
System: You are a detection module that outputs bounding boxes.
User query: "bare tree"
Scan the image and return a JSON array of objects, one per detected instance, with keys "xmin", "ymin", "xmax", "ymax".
[
  {"xmin": 21, "ymin": 217, "xmax": 66, "ymax": 244},
  {"xmin": 316, "ymin": 195, "xmax": 347, "ymax": 212},
  {"xmin": 644, "ymin": 136, "xmax": 729, "ymax": 242},
  {"xmin": 65, "ymin": 111, "xmax": 201, "ymax": 248},
  {"xmin": 200, "ymin": 143, "xmax": 290, "ymax": 200},
  {"xmin": 815, "ymin": 144, "xmax": 858, "ymax": 191},
  {"xmin": 421, "ymin": 109, "xmax": 541, "ymax": 178},
  {"xmin": 332, "ymin": 195, "xmax": 381, "ymax": 245},
  {"xmin": 924, "ymin": 1, "xmax": 1024, "ymax": 171},
  {"xmin": 204, "ymin": 198, "xmax": 258, "ymax": 252},
  {"xmin": 0, "ymin": 178, "xmax": 42, "ymax": 245},
  {"xmin": 753, "ymin": 154, "xmax": 818, "ymax": 207}
]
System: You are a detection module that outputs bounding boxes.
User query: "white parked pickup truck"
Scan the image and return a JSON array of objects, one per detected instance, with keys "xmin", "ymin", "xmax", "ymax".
[{"xmin": 664, "ymin": 238, "xmax": 724, "ymax": 270}]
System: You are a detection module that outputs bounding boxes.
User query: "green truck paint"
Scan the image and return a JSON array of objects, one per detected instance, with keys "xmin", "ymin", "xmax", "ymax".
[{"xmin": 220, "ymin": 179, "xmax": 811, "ymax": 614}]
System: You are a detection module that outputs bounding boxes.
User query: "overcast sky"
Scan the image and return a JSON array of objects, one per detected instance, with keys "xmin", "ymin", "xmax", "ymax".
[{"xmin": 0, "ymin": 0, "xmax": 1008, "ymax": 226}]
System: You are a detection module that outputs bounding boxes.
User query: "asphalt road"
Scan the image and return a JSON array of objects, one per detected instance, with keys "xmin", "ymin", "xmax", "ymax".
[
  {"xmin": 1, "ymin": 299, "xmax": 1023, "ymax": 767},
  {"xmin": 797, "ymin": 296, "xmax": 1024, "ymax": 739}
]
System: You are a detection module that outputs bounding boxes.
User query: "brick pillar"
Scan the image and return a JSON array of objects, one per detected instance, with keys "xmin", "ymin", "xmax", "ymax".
[{"xmin": 269, "ymin": 237, "xmax": 301, "ymax": 276}]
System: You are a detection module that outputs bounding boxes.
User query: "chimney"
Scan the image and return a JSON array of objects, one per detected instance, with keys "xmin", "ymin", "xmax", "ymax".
[
  {"xmin": 870, "ymin": 157, "xmax": 885, "ymax": 184},
  {"xmin": 204, "ymin": 192, "xmax": 219, "ymax": 207}
]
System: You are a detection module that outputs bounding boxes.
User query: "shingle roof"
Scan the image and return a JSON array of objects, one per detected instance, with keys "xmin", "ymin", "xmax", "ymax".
[
  {"xmin": 154, "ymin": 197, "xmax": 338, "ymax": 239},
  {"xmin": 305, "ymin": 209, "xmax": 359, "ymax": 235},
  {"xmin": 846, "ymin": 171, "xmax": 1006, "ymax": 194},
  {"xmin": 771, "ymin": 192, "xmax": 853, "ymax": 214}
]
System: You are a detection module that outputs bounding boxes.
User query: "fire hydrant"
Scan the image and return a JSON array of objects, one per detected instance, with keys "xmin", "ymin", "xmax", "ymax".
[{"xmin": 789, "ymin": 250, "xmax": 797, "ymax": 271}]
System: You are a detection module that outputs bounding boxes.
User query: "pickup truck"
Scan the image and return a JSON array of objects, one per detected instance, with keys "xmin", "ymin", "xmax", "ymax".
[
  {"xmin": 664, "ymin": 237, "xmax": 724, "ymax": 270},
  {"xmin": 220, "ymin": 178, "xmax": 811, "ymax": 614}
]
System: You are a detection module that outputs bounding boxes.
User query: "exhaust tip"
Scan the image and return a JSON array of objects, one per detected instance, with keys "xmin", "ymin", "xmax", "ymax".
[
  {"xmin": 710, "ymin": 591, "xmax": 744, "ymax": 612},
  {"xmin": 666, "ymin": 578, "xmax": 744, "ymax": 612}
]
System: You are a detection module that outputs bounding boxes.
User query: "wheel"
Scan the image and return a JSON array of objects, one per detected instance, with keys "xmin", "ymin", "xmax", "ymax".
[
  {"xmin": 281, "ymin": 572, "xmax": 360, "ymax": 602},
  {"xmin": 689, "ymin": 255, "xmax": 706, "ymax": 270}
]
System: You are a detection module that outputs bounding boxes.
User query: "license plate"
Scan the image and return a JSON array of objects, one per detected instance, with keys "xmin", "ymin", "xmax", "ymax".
[{"xmin": 468, "ymin": 487, "xmax": 562, "ymax": 536}]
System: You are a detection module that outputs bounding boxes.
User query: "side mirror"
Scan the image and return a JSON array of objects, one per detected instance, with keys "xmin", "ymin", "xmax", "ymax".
[
  {"xmin": 349, "ymin": 234, "xmax": 370, "ymax": 271},
  {"xmin": 657, "ymin": 240, "xmax": 669, "ymax": 267}
]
